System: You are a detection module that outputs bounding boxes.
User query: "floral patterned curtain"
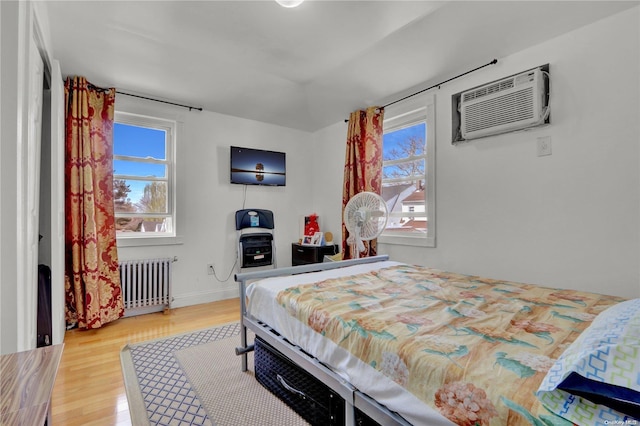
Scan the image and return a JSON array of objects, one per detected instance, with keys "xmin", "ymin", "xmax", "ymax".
[
  {"xmin": 341, "ymin": 107, "xmax": 384, "ymax": 259},
  {"xmin": 64, "ymin": 76, "xmax": 124, "ymax": 329}
]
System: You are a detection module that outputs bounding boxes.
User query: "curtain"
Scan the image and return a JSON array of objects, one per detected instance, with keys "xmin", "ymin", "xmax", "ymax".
[
  {"xmin": 64, "ymin": 76, "xmax": 124, "ymax": 329},
  {"xmin": 341, "ymin": 107, "xmax": 384, "ymax": 260}
]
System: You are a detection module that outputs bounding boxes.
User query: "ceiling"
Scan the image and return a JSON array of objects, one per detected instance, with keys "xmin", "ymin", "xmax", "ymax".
[{"xmin": 42, "ymin": 1, "xmax": 636, "ymax": 132}]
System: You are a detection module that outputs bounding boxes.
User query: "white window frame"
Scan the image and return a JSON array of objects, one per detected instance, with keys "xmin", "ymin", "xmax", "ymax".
[
  {"xmin": 379, "ymin": 93, "xmax": 436, "ymax": 247},
  {"xmin": 113, "ymin": 111, "xmax": 177, "ymax": 242}
]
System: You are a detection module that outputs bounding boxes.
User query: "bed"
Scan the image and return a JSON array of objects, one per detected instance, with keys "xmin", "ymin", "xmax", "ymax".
[{"xmin": 235, "ymin": 255, "xmax": 640, "ymax": 425}]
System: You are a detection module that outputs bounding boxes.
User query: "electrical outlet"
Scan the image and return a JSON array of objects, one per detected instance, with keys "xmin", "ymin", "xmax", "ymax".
[
  {"xmin": 537, "ymin": 136, "xmax": 552, "ymax": 156},
  {"xmin": 207, "ymin": 264, "xmax": 214, "ymax": 275}
]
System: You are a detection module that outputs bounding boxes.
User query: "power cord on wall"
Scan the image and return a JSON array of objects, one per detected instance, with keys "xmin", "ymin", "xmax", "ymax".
[
  {"xmin": 209, "ymin": 255, "xmax": 238, "ymax": 282},
  {"xmin": 242, "ymin": 184, "xmax": 248, "ymax": 209},
  {"xmin": 541, "ymin": 70, "xmax": 551, "ymax": 122},
  {"xmin": 209, "ymin": 183, "xmax": 248, "ymax": 283}
]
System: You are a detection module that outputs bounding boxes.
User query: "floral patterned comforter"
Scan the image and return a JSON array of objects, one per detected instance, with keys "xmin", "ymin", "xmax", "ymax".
[{"xmin": 275, "ymin": 264, "xmax": 625, "ymax": 425}]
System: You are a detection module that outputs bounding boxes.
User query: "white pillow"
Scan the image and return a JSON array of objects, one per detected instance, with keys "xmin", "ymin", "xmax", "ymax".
[{"xmin": 536, "ymin": 298, "xmax": 640, "ymax": 425}]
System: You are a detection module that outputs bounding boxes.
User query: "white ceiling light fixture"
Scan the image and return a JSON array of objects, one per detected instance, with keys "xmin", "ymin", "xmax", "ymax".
[{"xmin": 275, "ymin": 0, "xmax": 304, "ymax": 8}]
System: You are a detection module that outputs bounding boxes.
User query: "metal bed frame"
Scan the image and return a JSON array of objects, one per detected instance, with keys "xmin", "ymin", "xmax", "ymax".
[{"xmin": 234, "ymin": 254, "xmax": 411, "ymax": 426}]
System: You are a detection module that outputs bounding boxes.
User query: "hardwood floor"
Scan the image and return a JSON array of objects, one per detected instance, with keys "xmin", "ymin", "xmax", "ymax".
[{"xmin": 51, "ymin": 298, "xmax": 240, "ymax": 425}]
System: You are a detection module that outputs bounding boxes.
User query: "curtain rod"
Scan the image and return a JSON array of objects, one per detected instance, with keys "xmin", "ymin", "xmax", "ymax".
[
  {"xmin": 345, "ymin": 58, "xmax": 498, "ymax": 122},
  {"xmin": 86, "ymin": 82, "xmax": 203, "ymax": 111},
  {"xmin": 116, "ymin": 90, "xmax": 203, "ymax": 111}
]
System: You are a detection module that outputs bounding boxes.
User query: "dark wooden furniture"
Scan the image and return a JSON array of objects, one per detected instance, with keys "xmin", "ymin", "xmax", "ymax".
[{"xmin": 291, "ymin": 243, "xmax": 339, "ymax": 266}]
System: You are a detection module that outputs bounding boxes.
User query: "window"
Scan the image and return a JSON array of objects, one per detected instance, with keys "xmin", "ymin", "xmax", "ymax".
[
  {"xmin": 379, "ymin": 94, "xmax": 435, "ymax": 247},
  {"xmin": 113, "ymin": 112, "xmax": 176, "ymax": 238}
]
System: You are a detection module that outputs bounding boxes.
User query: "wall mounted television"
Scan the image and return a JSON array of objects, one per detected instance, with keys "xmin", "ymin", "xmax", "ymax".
[{"xmin": 230, "ymin": 146, "xmax": 286, "ymax": 186}]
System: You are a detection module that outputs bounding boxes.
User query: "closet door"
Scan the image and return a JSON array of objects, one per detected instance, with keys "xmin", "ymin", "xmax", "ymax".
[
  {"xmin": 18, "ymin": 34, "xmax": 44, "ymax": 349},
  {"xmin": 49, "ymin": 60, "xmax": 65, "ymax": 345}
]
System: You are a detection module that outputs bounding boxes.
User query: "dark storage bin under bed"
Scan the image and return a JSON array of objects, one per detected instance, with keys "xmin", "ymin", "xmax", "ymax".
[
  {"xmin": 354, "ymin": 407, "xmax": 383, "ymax": 426},
  {"xmin": 254, "ymin": 336, "xmax": 345, "ymax": 426}
]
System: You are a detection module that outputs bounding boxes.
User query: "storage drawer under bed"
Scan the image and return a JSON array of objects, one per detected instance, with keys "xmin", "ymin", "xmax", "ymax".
[{"xmin": 254, "ymin": 336, "xmax": 345, "ymax": 426}]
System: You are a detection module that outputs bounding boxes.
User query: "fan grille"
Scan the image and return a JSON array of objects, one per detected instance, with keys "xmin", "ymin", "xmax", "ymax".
[{"xmin": 344, "ymin": 192, "xmax": 388, "ymax": 240}]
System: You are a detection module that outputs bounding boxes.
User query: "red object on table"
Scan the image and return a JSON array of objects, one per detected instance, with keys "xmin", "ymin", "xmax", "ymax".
[{"xmin": 304, "ymin": 214, "xmax": 319, "ymax": 236}]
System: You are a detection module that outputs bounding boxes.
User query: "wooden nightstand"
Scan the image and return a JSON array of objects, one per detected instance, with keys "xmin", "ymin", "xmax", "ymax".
[{"xmin": 291, "ymin": 243, "xmax": 339, "ymax": 266}]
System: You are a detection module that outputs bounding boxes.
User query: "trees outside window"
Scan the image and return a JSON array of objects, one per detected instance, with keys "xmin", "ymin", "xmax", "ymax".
[
  {"xmin": 113, "ymin": 113, "xmax": 175, "ymax": 237},
  {"xmin": 380, "ymin": 94, "xmax": 435, "ymax": 247}
]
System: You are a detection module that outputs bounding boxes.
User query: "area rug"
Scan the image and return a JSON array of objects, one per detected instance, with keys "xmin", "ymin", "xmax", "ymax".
[{"xmin": 120, "ymin": 322, "xmax": 307, "ymax": 425}]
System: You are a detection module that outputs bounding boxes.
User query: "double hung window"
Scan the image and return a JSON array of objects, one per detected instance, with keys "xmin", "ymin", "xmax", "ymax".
[
  {"xmin": 113, "ymin": 112, "xmax": 176, "ymax": 238},
  {"xmin": 380, "ymin": 94, "xmax": 435, "ymax": 247}
]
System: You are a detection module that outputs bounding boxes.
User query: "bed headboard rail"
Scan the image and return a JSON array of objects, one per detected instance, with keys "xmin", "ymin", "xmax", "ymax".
[{"xmin": 234, "ymin": 254, "xmax": 389, "ymax": 283}]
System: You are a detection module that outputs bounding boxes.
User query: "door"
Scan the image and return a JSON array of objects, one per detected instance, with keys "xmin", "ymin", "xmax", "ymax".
[{"xmin": 49, "ymin": 60, "xmax": 65, "ymax": 344}]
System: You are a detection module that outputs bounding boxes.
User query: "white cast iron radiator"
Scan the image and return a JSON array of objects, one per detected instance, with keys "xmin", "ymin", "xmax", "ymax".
[{"xmin": 119, "ymin": 257, "xmax": 174, "ymax": 317}]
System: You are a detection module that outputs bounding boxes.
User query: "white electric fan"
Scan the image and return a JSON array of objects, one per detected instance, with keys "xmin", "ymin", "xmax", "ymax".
[{"xmin": 343, "ymin": 191, "xmax": 388, "ymax": 258}]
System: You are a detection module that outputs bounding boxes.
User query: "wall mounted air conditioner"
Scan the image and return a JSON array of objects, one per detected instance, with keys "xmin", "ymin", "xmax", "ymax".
[{"xmin": 460, "ymin": 68, "xmax": 547, "ymax": 140}]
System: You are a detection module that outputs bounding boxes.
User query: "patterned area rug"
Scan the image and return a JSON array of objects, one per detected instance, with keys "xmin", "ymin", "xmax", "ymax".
[{"xmin": 120, "ymin": 322, "xmax": 307, "ymax": 426}]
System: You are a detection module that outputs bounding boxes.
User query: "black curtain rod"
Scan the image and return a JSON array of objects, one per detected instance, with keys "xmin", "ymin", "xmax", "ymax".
[
  {"xmin": 116, "ymin": 90, "xmax": 203, "ymax": 111},
  {"xmin": 345, "ymin": 58, "xmax": 498, "ymax": 122},
  {"xmin": 85, "ymin": 81, "xmax": 203, "ymax": 111}
]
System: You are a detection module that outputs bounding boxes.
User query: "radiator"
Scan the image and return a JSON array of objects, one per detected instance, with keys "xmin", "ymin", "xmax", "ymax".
[{"xmin": 119, "ymin": 257, "xmax": 173, "ymax": 317}]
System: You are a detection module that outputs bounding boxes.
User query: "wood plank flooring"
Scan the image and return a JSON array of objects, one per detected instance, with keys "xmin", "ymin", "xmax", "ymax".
[{"xmin": 51, "ymin": 298, "xmax": 240, "ymax": 425}]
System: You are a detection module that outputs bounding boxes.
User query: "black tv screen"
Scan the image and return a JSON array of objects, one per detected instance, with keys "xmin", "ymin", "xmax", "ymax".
[{"xmin": 230, "ymin": 146, "xmax": 286, "ymax": 186}]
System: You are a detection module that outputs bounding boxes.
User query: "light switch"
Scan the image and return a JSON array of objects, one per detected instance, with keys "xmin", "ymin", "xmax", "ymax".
[{"xmin": 537, "ymin": 136, "xmax": 552, "ymax": 156}]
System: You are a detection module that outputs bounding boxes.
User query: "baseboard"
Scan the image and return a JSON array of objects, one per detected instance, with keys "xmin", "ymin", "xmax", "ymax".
[
  {"xmin": 170, "ymin": 287, "xmax": 239, "ymax": 309},
  {"xmin": 123, "ymin": 305, "xmax": 165, "ymax": 318}
]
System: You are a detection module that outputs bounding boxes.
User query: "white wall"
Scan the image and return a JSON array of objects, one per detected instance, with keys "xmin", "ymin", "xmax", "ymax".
[
  {"xmin": 309, "ymin": 120, "xmax": 348, "ymax": 245},
  {"xmin": 0, "ymin": 0, "xmax": 60, "ymax": 354},
  {"xmin": 1, "ymin": 1, "xmax": 24, "ymax": 354},
  {"xmin": 312, "ymin": 7, "xmax": 640, "ymax": 299},
  {"xmin": 115, "ymin": 96, "xmax": 314, "ymax": 308}
]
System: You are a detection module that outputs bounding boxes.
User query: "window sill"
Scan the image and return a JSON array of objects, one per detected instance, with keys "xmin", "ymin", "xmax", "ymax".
[
  {"xmin": 117, "ymin": 236, "xmax": 184, "ymax": 248},
  {"xmin": 378, "ymin": 234, "xmax": 435, "ymax": 248}
]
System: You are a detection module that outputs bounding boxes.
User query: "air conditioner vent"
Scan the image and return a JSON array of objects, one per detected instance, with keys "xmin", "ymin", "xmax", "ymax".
[
  {"xmin": 464, "ymin": 88, "xmax": 534, "ymax": 133},
  {"xmin": 460, "ymin": 68, "xmax": 547, "ymax": 140},
  {"xmin": 463, "ymin": 79, "xmax": 515, "ymax": 102}
]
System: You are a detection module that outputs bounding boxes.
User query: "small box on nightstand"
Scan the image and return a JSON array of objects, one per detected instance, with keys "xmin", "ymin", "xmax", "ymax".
[{"xmin": 292, "ymin": 243, "xmax": 339, "ymax": 266}]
